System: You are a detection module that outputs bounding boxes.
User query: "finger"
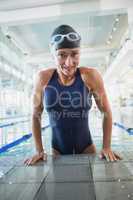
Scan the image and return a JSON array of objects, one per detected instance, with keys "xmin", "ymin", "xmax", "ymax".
[
  {"xmin": 27, "ymin": 158, "xmax": 34, "ymax": 166},
  {"xmin": 99, "ymin": 153, "xmax": 105, "ymax": 159},
  {"xmin": 104, "ymin": 154, "xmax": 110, "ymax": 162},
  {"xmin": 24, "ymin": 159, "xmax": 31, "ymax": 165},
  {"xmin": 111, "ymin": 152, "xmax": 121, "ymax": 160},
  {"xmin": 114, "ymin": 153, "xmax": 122, "ymax": 160},
  {"xmin": 108, "ymin": 152, "xmax": 117, "ymax": 162},
  {"xmin": 109, "ymin": 151, "xmax": 122, "ymax": 162},
  {"xmin": 111, "ymin": 153, "xmax": 118, "ymax": 161},
  {"xmin": 30, "ymin": 155, "xmax": 43, "ymax": 165},
  {"xmin": 99, "ymin": 151, "xmax": 107, "ymax": 159},
  {"xmin": 29, "ymin": 157, "xmax": 39, "ymax": 165},
  {"xmin": 107, "ymin": 153, "xmax": 113, "ymax": 162},
  {"xmin": 43, "ymin": 157, "xmax": 47, "ymax": 161},
  {"xmin": 29, "ymin": 160, "xmax": 36, "ymax": 165},
  {"xmin": 100, "ymin": 152, "xmax": 109, "ymax": 161},
  {"xmin": 24, "ymin": 159, "xmax": 29, "ymax": 164},
  {"xmin": 43, "ymin": 155, "xmax": 47, "ymax": 161}
]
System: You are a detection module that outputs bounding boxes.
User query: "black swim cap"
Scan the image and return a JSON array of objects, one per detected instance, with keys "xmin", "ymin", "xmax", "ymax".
[{"xmin": 50, "ymin": 24, "xmax": 81, "ymax": 50}]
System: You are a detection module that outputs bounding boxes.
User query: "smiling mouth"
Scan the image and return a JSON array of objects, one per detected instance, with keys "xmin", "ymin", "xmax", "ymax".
[
  {"xmin": 61, "ymin": 65, "xmax": 75, "ymax": 72},
  {"xmin": 62, "ymin": 65, "xmax": 70, "ymax": 70}
]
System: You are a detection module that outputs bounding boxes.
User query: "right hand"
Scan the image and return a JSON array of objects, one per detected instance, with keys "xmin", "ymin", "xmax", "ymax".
[{"xmin": 24, "ymin": 152, "xmax": 47, "ymax": 166}]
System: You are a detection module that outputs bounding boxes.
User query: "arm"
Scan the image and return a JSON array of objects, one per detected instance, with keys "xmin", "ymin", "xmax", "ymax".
[
  {"xmin": 82, "ymin": 68, "xmax": 122, "ymax": 161},
  {"xmin": 91, "ymin": 70, "xmax": 112, "ymax": 150},
  {"xmin": 24, "ymin": 70, "xmax": 48, "ymax": 165},
  {"xmin": 32, "ymin": 72, "xmax": 45, "ymax": 154}
]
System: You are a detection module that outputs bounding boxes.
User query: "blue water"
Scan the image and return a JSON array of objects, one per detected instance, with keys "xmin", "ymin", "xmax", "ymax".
[{"xmin": 0, "ymin": 109, "xmax": 133, "ymax": 159}]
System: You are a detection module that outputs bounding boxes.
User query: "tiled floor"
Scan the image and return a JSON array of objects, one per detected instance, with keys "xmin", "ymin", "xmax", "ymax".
[
  {"xmin": 0, "ymin": 153, "xmax": 133, "ymax": 200},
  {"xmin": 0, "ymin": 109, "xmax": 133, "ymax": 200}
]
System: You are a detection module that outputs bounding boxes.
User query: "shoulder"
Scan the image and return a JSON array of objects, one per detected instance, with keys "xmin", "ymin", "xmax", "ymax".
[
  {"xmin": 80, "ymin": 65, "xmax": 102, "ymax": 80},
  {"xmin": 79, "ymin": 67, "xmax": 104, "ymax": 91},
  {"xmin": 37, "ymin": 67, "xmax": 56, "ymax": 80},
  {"xmin": 35, "ymin": 67, "xmax": 56, "ymax": 87},
  {"xmin": 79, "ymin": 66, "xmax": 101, "ymax": 79}
]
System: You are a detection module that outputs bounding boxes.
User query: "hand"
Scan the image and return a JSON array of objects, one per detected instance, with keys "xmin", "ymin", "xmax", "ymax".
[
  {"xmin": 24, "ymin": 152, "xmax": 47, "ymax": 166},
  {"xmin": 99, "ymin": 148, "xmax": 122, "ymax": 162}
]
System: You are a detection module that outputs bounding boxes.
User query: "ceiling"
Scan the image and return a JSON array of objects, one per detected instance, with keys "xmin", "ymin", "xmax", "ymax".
[
  {"xmin": 1, "ymin": 12, "xmax": 128, "ymax": 70},
  {"xmin": 0, "ymin": 0, "xmax": 132, "ymax": 96}
]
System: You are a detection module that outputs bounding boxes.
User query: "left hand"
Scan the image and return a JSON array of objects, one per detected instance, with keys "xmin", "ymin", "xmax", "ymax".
[{"xmin": 99, "ymin": 148, "xmax": 122, "ymax": 162}]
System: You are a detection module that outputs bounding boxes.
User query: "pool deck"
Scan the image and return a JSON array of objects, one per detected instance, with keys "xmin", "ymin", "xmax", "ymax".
[{"xmin": 0, "ymin": 152, "xmax": 133, "ymax": 200}]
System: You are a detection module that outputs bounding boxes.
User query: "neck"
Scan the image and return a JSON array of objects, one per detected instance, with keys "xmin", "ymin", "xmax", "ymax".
[{"xmin": 57, "ymin": 69, "xmax": 76, "ymax": 86}]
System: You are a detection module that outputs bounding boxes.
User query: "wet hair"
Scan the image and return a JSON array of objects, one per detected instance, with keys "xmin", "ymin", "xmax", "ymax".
[{"xmin": 50, "ymin": 24, "xmax": 81, "ymax": 50}]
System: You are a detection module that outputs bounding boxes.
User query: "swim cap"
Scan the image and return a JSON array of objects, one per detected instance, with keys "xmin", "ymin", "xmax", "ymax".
[{"xmin": 50, "ymin": 24, "xmax": 81, "ymax": 50}]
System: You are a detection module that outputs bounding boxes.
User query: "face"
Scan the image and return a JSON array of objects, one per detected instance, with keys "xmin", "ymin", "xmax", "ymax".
[{"xmin": 53, "ymin": 48, "xmax": 80, "ymax": 78}]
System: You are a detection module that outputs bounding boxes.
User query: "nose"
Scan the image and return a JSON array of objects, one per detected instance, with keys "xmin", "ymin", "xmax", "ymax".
[{"xmin": 65, "ymin": 55, "xmax": 73, "ymax": 67}]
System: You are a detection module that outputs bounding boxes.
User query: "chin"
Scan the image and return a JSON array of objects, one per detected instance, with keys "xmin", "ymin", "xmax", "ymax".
[
  {"xmin": 63, "ymin": 69, "xmax": 76, "ymax": 78},
  {"xmin": 60, "ymin": 66, "xmax": 77, "ymax": 77}
]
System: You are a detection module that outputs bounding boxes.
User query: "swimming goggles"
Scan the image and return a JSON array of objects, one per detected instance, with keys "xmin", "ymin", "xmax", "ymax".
[{"xmin": 51, "ymin": 32, "xmax": 81, "ymax": 45}]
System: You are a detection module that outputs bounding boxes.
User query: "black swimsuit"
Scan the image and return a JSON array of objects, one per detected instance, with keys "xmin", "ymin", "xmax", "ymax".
[{"xmin": 44, "ymin": 68, "xmax": 93, "ymax": 154}]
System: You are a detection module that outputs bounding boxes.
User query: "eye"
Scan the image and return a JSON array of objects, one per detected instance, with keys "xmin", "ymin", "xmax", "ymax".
[
  {"xmin": 71, "ymin": 52, "xmax": 79, "ymax": 57},
  {"xmin": 58, "ymin": 53, "xmax": 67, "ymax": 58},
  {"xmin": 54, "ymin": 35, "xmax": 62, "ymax": 42},
  {"xmin": 69, "ymin": 33, "xmax": 77, "ymax": 40}
]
